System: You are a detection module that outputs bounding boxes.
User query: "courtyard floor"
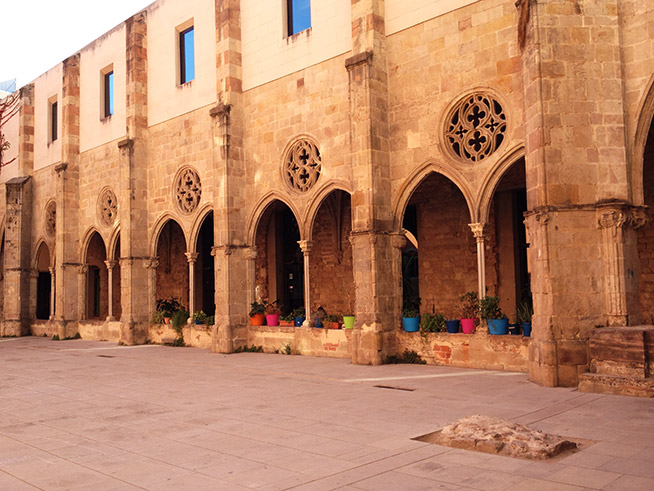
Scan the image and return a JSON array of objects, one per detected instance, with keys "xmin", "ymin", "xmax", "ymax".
[{"xmin": 0, "ymin": 337, "xmax": 653, "ymax": 490}]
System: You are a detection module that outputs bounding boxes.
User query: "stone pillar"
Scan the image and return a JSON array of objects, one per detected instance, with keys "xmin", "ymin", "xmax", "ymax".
[
  {"xmin": 469, "ymin": 223, "xmax": 488, "ymax": 299},
  {"xmin": 597, "ymin": 204, "xmax": 647, "ymax": 327},
  {"xmin": 144, "ymin": 258, "xmax": 159, "ymax": 322},
  {"xmin": 29, "ymin": 270, "xmax": 38, "ymax": 324},
  {"xmin": 17, "ymin": 84, "xmax": 34, "ymax": 176},
  {"xmin": 104, "ymin": 260, "xmax": 117, "ymax": 321},
  {"xmin": 77, "ymin": 265, "xmax": 88, "ymax": 321},
  {"xmin": 185, "ymin": 252, "xmax": 198, "ymax": 319},
  {"xmin": 2, "ymin": 177, "xmax": 32, "ymax": 337},
  {"xmin": 48, "ymin": 267, "xmax": 55, "ymax": 320},
  {"xmin": 298, "ymin": 240, "xmax": 312, "ymax": 326}
]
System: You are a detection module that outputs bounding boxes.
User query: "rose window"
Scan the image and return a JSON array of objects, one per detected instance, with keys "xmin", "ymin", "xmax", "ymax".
[
  {"xmin": 175, "ymin": 167, "xmax": 202, "ymax": 214},
  {"xmin": 284, "ymin": 139, "xmax": 321, "ymax": 192},
  {"xmin": 445, "ymin": 93, "xmax": 507, "ymax": 163},
  {"xmin": 98, "ymin": 188, "xmax": 118, "ymax": 226},
  {"xmin": 45, "ymin": 201, "xmax": 56, "ymax": 237}
]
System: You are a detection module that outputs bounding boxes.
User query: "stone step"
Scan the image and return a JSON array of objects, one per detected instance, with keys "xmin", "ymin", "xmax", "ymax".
[{"xmin": 578, "ymin": 372, "xmax": 654, "ymax": 398}]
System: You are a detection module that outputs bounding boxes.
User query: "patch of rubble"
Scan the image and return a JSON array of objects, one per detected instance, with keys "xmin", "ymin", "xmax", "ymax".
[{"xmin": 418, "ymin": 415, "xmax": 578, "ymax": 460}]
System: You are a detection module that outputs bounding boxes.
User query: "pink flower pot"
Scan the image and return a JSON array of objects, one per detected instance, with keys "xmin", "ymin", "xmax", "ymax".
[
  {"xmin": 265, "ymin": 314, "xmax": 280, "ymax": 326},
  {"xmin": 461, "ymin": 318, "xmax": 476, "ymax": 334}
]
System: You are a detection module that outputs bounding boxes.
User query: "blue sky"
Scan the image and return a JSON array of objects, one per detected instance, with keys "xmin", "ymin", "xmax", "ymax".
[{"xmin": 1, "ymin": 0, "xmax": 154, "ymax": 89}]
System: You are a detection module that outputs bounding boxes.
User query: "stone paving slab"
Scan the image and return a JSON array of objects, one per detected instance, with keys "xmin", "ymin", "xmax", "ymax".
[{"xmin": 1, "ymin": 337, "xmax": 653, "ymax": 490}]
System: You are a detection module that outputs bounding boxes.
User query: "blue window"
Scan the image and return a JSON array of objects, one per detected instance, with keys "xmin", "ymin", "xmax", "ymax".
[
  {"xmin": 180, "ymin": 26, "xmax": 195, "ymax": 84},
  {"xmin": 104, "ymin": 71, "xmax": 114, "ymax": 118},
  {"xmin": 287, "ymin": 0, "xmax": 311, "ymax": 36}
]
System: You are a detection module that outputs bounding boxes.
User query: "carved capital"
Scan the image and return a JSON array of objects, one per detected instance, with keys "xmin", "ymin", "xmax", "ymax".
[
  {"xmin": 117, "ymin": 138, "xmax": 134, "ymax": 151},
  {"xmin": 391, "ymin": 233, "xmax": 407, "ymax": 250},
  {"xmin": 185, "ymin": 252, "xmax": 199, "ymax": 263},
  {"xmin": 144, "ymin": 257, "xmax": 160, "ymax": 270},
  {"xmin": 243, "ymin": 247, "xmax": 257, "ymax": 260},
  {"xmin": 78, "ymin": 264, "xmax": 89, "ymax": 274},
  {"xmin": 597, "ymin": 204, "xmax": 649, "ymax": 233},
  {"xmin": 211, "ymin": 245, "xmax": 234, "ymax": 256},
  {"xmin": 104, "ymin": 260, "xmax": 117, "ymax": 270},
  {"xmin": 54, "ymin": 162, "xmax": 68, "ymax": 175},
  {"xmin": 468, "ymin": 222, "xmax": 487, "ymax": 240},
  {"xmin": 298, "ymin": 240, "xmax": 313, "ymax": 254},
  {"xmin": 345, "ymin": 50, "xmax": 374, "ymax": 71},
  {"xmin": 30, "ymin": 269, "xmax": 39, "ymax": 279}
]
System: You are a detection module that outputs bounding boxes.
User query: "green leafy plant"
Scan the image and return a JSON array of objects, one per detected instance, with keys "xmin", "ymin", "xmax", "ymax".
[
  {"xmin": 192, "ymin": 310, "xmax": 208, "ymax": 324},
  {"xmin": 280, "ymin": 313, "xmax": 294, "ymax": 322},
  {"xmin": 156, "ymin": 297, "xmax": 182, "ymax": 317},
  {"xmin": 281, "ymin": 343, "xmax": 292, "ymax": 355},
  {"xmin": 152, "ymin": 310, "xmax": 165, "ymax": 325},
  {"xmin": 171, "ymin": 309, "xmax": 189, "ymax": 345},
  {"xmin": 206, "ymin": 315, "xmax": 215, "ymax": 326},
  {"xmin": 234, "ymin": 345, "xmax": 263, "ymax": 353},
  {"xmin": 385, "ymin": 349, "xmax": 427, "ymax": 365},
  {"xmin": 324, "ymin": 314, "xmax": 339, "ymax": 322},
  {"xmin": 420, "ymin": 312, "xmax": 446, "ymax": 333},
  {"xmin": 264, "ymin": 300, "xmax": 282, "ymax": 315},
  {"xmin": 249, "ymin": 302, "xmax": 265, "ymax": 317},
  {"xmin": 292, "ymin": 306, "xmax": 306, "ymax": 318},
  {"xmin": 479, "ymin": 295, "xmax": 506, "ymax": 320},
  {"xmin": 459, "ymin": 291, "xmax": 479, "ymax": 319},
  {"xmin": 516, "ymin": 297, "xmax": 533, "ymax": 324},
  {"xmin": 403, "ymin": 297, "xmax": 421, "ymax": 318}
]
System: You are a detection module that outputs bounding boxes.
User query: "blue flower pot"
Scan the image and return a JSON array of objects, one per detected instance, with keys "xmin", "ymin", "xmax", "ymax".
[
  {"xmin": 445, "ymin": 320, "xmax": 460, "ymax": 333},
  {"xmin": 294, "ymin": 316, "xmax": 305, "ymax": 327},
  {"xmin": 488, "ymin": 318, "xmax": 509, "ymax": 335},
  {"xmin": 403, "ymin": 317, "xmax": 420, "ymax": 332},
  {"xmin": 521, "ymin": 322, "xmax": 532, "ymax": 337},
  {"xmin": 314, "ymin": 318, "xmax": 323, "ymax": 328}
]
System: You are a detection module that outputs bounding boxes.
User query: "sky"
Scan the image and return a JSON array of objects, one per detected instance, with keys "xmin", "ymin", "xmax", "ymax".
[{"xmin": 0, "ymin": 0, "xmax": 154, "ymax": 89}]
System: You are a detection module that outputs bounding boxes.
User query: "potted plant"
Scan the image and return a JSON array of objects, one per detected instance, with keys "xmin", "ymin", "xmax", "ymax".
[
  {"xmin": 341, "ymin": 292, "xmax": 355, "ymax": 329},
  {"xmin": 293, "ymin": 306, "xmax": 306, "ymax": 327},
  {"xmin": 192, "ymin": 310, "xmax": 208, "ymax": 325},
  {"xmin": 516, "ymin": 297, "xmax": 533, "ymax": 337},
  {"xmin": 420, "ymin": 312, "xmax": 446, "ymax": 333},
  {"xmin": 480, "ymin": 295, "xmax": 508, "ymax": 335},
  {"xmin": 313, "ymin": 306, "xmax": 326, "ymax": 328},
  {"xmin": 459, "ymin": 291, "xmax": 479, "ymax": 334},
  {"xmin": 151, "ymin": 310, "xmax": 165, "ymax": 325},
  {"xmin": 279, "ymin": 313, "xmax": 295, "ymax": 327},
  {"xmin": 402, "ymin": 297, "xmax": 421, "ymax": 332},
  {"xmin": 249, "ymin": 301, "xmax": 266, "ymax": 326},
  {"xmin": 264, "ymin": 300, "xmax": 282, "ymax": 326},
  {"xmin": 325, "ymin": 314, "xmax": 340, "ymax": 329},
  {"xmin": 445, "ymin": 318, "xmax": 460, "ymax": 333},
  {"xmin": 171, "ymin": 308, "xmax": 189, "ymax": 346},
  {"xmin": 156, "ymin": 297, "xmax": 182, "ymax": 325},
  {"xmin": 206, "ymin": 315, "xmax": 214, "ymax": 326}
]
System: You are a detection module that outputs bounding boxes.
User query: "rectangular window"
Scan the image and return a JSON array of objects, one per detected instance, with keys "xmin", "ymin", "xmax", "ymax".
[
  {"xmin": 103, "ymin": 70, "xmax": 114, "ymax": 118},
  {"xmin": 49, "ymin": 99, "xmax": 58, "ymax": 143},
  {"xmin": 179, "ymin": 26, "xmax": 195, "ymax": 84},
  {"xmin": 287, "ymin": 0, "xmax": 311, "ymax": 36}
]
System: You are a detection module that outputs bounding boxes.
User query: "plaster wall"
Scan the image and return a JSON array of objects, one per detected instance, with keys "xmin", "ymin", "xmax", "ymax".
[
  {"xmin": 33, "ymin": 66, "xmax": 63, "ymax": 171},
  {"xmin": 385, "ymin": 0, "xmax": 482, "ymax": 36}
]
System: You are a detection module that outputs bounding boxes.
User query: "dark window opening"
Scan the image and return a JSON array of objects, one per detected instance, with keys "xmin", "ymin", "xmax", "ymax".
[
  {"xmin": 36, "ymin": 272, "xmax": 51, "ymax": 320},
  {"xmin": 104, "ymin": 71, "xmax": 114, "ymax": 118},
  {"xmin": 287, "ymin": 0, "xmax": 311, "ymax": 36},
  {"xmin": 180, "ymin": 26, "xmax": 195, "ymax": 84},
  {"xmin": 50, "ymin": 101, "xmax": 58, "ymax": 142}
]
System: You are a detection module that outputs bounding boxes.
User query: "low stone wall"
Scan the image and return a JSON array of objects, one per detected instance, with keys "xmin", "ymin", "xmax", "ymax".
[
  {"xmin": 396, "ymin": 331, "xmax": 530, "ymax": 372},
  {"xmin": 30, "ymin": 320, "xmax": 57, "ymax": 338},
  {"xmin": 247, "ymin": 325, "xmax": 352, "ymax": 358},
  {"xmin": 78, "ymin": 321, "xmax": 122, "ymax": 342},
  {"xmin": 148, "ymin": 323, "xmax": 212, "ymax": 349}
]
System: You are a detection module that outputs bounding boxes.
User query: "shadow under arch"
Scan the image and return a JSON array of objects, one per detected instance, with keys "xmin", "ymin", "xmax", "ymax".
[
  {"xmin": 188, "ymin": 204, "xmax": 214, "ymax": 253},
  {"xmin": 32, "ymin": 238, "xmax": 54, "ymax": 270},
  {"xmin": 477, "ymin": 145, "xmax": 526, "ymax": 223},
  {"xmin": 246, "ymin": 191, "xmax": 303, "ymax": 245},
  {"xmin": 107, "ymin": 226, "xmax": 121, "ymax": 260},
  {"xmin": 80, "ymin": 227, "xmax": 107, "ymax": 264},
  {"xmin": 392, "ymin": 161, "xmax": 476, "ymax": 232},
  {"xmin": 633, "ymin": 72, "xmax": 654, "ymax": 206},
  {"xmin": 150, "ymin": 213, "xmax": 189, "ymax": 257},
  {"xmin": 303, "ymin": 180, "xmax": 353, "ymax": 241}
]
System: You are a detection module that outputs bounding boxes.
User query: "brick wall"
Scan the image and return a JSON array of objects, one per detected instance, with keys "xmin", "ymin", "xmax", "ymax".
[{"xmin": 156, "ymin": 221, "xmax": 189, "ymax": 310}]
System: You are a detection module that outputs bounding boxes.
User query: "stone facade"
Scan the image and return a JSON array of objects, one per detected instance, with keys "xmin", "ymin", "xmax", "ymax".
[{"xmin": 1, "ymin": 0, "xmax": 654, "ymax": 393}]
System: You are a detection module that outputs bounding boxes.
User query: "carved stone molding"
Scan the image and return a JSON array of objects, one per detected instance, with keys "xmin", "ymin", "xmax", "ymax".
[
  {"xmin": 144, "ymin": 257, "xmax": 160, "ymax": 270},
  {"xmin": 468, "ymin": 222, "xmax": 488, "ymax": 240},
  {"xmin": 597, "ymin": 205, "xmax": 649, "ymax": 234},
  {"xmin": 283, "ymin": 138, "xmax": 322, "ymax": 192},
  {"xmin": 184, "ymin": 252, "xmax": 199, "ymax": 263},
  {"xmin": 298, "ymin": 240, "xmax": 313, "ymax": 254},
  {"xmin": 174, "ymin": 167, "xmax": 202, "ymax": 214},
  {"xmin": 97, "ymin": 187, "xmax": 118, "ymax": 226},
  {"xmin": 44, "ymin": 200, "xmax": 56, "ymax": 237}
]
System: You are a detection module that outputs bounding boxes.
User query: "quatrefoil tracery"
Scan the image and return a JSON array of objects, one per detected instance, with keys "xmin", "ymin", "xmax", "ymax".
[{"xmin": 284, "ymin": 139, "xmax": 322, "ymax": 192}]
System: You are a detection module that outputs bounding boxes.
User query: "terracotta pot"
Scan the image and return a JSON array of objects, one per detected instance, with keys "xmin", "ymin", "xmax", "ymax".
[{"xmin": 250, "ymin": 313, "xmax": 265, "ymax": 326}]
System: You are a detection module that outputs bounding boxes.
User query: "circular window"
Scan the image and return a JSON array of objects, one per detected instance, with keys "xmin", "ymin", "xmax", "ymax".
[
  {"xmin": 444, "ymin": 92, "xmax": 507, "ymax": 163},
  {"xmin": 174, "ymin": 167, "xmax": 202, "ymax": 214},
  {"xmin": 44, "ymin": 201, "xmax": 56, "ymax": 237},
  {"xmin": 283, "ymin": 138, "xmax": 322, "ymax": 192},
  {"xmin": 97, "ymin": 187, "xmax": 118, "ymax": 226}
]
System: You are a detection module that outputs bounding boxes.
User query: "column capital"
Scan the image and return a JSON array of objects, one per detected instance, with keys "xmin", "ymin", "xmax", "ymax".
[
  {"xmin": 185, "ymin": 252, "xmax": 199, "ymax": 263},
  {"xmin": 391, "ymin": 233, "xmax": 407, "ymax": 250},
  {"xmin": 144, "ymin": 257, "xmax": 159, "ymax": 270},
  {"xmin": 298, "ymin": 240, "xmax": 313, "ymax": 254},
  {"xmin": 78, "ymin": 264, "xmax": 89, "ymax": 274},
  {"xmin": 30, "ymin": 269, "xmax": 39, "ymax": 279},
  {"xmin": 597, "ymin": 204, "xmax": 648, "ymax": 233},
  {"xmin": 244, "ymin": 246, "xmax": 257, "ymax": 260},
  {"xmin": 468, "ymin": 222, "xmax": 487, "ymax": 240},
  {"xmin": 104, "ymin": 260, "xmax": 117, "ymax": 270}
]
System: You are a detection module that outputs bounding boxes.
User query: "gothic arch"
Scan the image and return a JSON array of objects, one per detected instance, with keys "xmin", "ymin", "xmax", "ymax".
[
  {"xmin": 107, "ymin": 226, "xmax": 121, "ymax": 261},
  {"xmin": 247, "ymin": 192, "xmax": 303, "ymax": 245},
  {"xmin": 477, "ymin": 145, "xmax": 526, "ymax": 223},
  {"xmin": 80, "ymin": 227, "xmax": 107, "ymax": 263},
  {"xmin": 188, "ymin": 204, "xmax": 214, "ymax": 253},
  {"xmin": 303, "ymin": 180, "xmax": 353, "ymax": 241},
  {"xmin": 633, "ymin": 72, "xmax": 654, "ymax": 206},
  {"xmin": 392, "ymin": 160, "xmax": 475, "ymax": 232},
  {"xmin": 150, "ymin": 213, "xmax": 189, "ymax": 257},
  {"xmin": 32, "ymin": 238, "xmax": 54, "ymax": 269}
]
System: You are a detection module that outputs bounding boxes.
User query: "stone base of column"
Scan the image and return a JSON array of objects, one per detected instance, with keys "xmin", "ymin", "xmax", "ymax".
[
  {"xmin": 212, "ymin": 324, "xmax": 234, "ymax": 353},
  {"xmin": 351, "ymin": 325, "xmax": 383, "ymax": 365},
  {"xmin": 1, "ymin": 319, "xmax": 28, "ymax": 337},
  {"xmin": 53, "ymin": 320, "xmax": 78, "ymax": 340},
  {"xmin": 529, "ymin": 338, "xmax": 588, "ymax": 387},
  {"xmin": 119, "ymin": 321, "xmax": 148, "ymax": 346}
]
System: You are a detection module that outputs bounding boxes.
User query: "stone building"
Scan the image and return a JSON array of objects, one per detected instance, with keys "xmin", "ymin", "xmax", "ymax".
[{"xmin": 1, "ymin": 0, "xmax": 653, "ymax": 395}]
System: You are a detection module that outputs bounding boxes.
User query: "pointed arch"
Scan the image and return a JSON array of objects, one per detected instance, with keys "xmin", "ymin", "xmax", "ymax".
[
  {"xmin": 303, "ymin": 179, "xmax": 353, "ymax": 241},
  {"xmin": 392, "ymin": 160, "xmax": 475, "ymax": 232},
  {"xmin": 32, "ymin": 238, "xmax": 54, "ymax": 270},
  {"xmin": 247, "ymin": 192, "xmax": 302, "ymax": 245},
  {"xmin": 188, "ymin": 204, "xmax": 214, "ymax": 253},
  {"xmin": 150, "ymin": 213, "xmax": 188, "ymax": 257},
  {"xmin": 633, "ymin": 72, "xmax": 654, "ymax": 206},
  {"xmin": 80, "ymin": 227, "xmax": 107, "ymax": 264},
  {"xmin": 477, "ymin": 145, "xmax": 526, "ymax": 223},
  {"xmin": 107, "ymin": 225, "xmax": 121, "ymax": 261}
]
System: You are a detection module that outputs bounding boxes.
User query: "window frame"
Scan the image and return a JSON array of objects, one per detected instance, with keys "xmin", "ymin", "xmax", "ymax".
[
  {"xmin": 286, "ymin": 0, "xmax": 311, "ymax": 37},
  {"xmin": 102, "ymin": 67, "xmax": 114, "ymax": 119},
  {"xmin": 179, "ymin": 25, "xmax": 195, "ymax": 85},
  {"xmin": 48, "ymin": 96, "xmax": 58, "ymax": 143}
]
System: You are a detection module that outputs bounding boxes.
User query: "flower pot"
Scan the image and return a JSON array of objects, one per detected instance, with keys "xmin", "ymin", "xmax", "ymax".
[
  {"xmin": 294, "ymin": 316, "xmax": 305, "ymax": 327},
  {"xmin": 163, "ymin": 317, "xmax": 171, "ymax": 325},
  {"xmin": 250, "ymin": 313, "xmax": 265, "ymax": 326},
  {"xmin": 461, "ymin": 318, "xmax": 476, "ymax": 334},
  {"xmin": 327, "ymin": 321, "xmax": 340, "ymax": 329},
  {"xmin": 266, "ymin": 314, "xmax": 280, "ymax": 326},
  {"xmin": 521, "ymin": 322, "xmax": 532, "ymax": 337},
  {"xmin": 314, "ymin": 318, "xmax": 323, "ymax": 328},
  {"xmin": 402, "ymin": 317, "xmax": 420, "ymax": 332},
  {"xmin": 445, "ymin": 319, "xmax": 460, "ymax": 333},
  {"xmin": 279, "ymin": 320, "xmax": 294, "ymax": 327},
  {"xmin": 343, "ymin": 315, "xmax": 355, "ymax": 329},
  {"xmin": 488, "ymin": 318, "xmax": 509, "ymax": 335},
  {"xmin": 509, "ymin": 323, "xmax": 520, "ymax": 335}
]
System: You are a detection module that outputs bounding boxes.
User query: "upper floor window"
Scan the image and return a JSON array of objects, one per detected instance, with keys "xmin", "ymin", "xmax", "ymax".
[
  {"xmin": 48, "ymin": 97, "xmax": 58, "ymax": 143},
  {"xmin": 102, "ymin": 66, "xmax": 114, "ymax": 118},
  {"xmin": 287, "ymin": 0, "xmax": 311, "ymax": 36},
  {"xmin": 179, "ymin": 25, "xmax": 195, "ymax": 84}
]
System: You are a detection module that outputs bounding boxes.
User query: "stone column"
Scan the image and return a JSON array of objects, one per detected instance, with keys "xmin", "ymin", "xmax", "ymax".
[
  {"xmin": 469, "ymin": 223, "xmax": 487, "ymax": 299},
  {"xmin": 144, "ymin": 258, "xmax": 159, "ymax": 321},
  {"xmin": 185, "ymin": 252, "xmax": 198, "ymax": 319},
  {"xmin": 48, "ymin": 267, "xmax": 55, "ymax": 320},
  {"xmin": 597, "ymin": 204, "xmax": 648, "ymax": 327},
  {"xmin": 29, "ymin": 270, "xmax": 38, "ymax": 323},
  {"xmin": 298, "ymin": 240, "xmax": 312, "ymax": 326},
  {"xmin": 77, "ymin": 265, "xmax": 88, "ymax": 321},
  {"xmin": 104, "ymin": 260, "xmax": 117, "ymax": 321}
]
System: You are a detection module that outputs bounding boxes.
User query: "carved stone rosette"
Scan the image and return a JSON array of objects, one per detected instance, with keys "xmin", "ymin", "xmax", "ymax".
[
  {"xmin": 174, "ymin": 167, "xmax": 202, "ymax": 214},
  {"xmin": 283, "ymin": 138, "xmax": 322, "ymax": 192},
  {"xmin": 97, "ymin": 187, "xmax": 118, "ymax": 226},
  {"xmin": 44, "ymin": 200, "xmax": 56, "ymax": 237}
]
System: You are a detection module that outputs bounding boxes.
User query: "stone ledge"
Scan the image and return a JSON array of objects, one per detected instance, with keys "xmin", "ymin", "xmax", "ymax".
[{"xmin": 578, "ymin": 372, "xmax": 654, "ymax": 398}]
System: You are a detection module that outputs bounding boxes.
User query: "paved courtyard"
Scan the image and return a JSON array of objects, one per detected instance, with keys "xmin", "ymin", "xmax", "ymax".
[{"xmin": 0, "ymin": 337, "xmax": 653, "ymax": 490}]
